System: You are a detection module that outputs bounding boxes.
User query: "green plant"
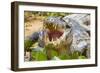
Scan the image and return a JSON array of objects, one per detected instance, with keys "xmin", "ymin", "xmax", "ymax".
[
  {"xmin": 32, "ymin": 51, "xmax": 47, "ymax": 61},
  {"xmin": 70, "ymin": 51, "xmax": 81, "ymax": 59},
  {"xmin": 24, "ymin": 39, "xmax": 33, "ymax": 51},
  {"xmin": 59, "ymin": 54, "xmax": 71, "ymax": 60},
  {"xmin": 44, "ymin": 44, "xmax": 58, "ymax": 60},
  {"xmin": 78, "ymin": 56, "xmax": 86, "ymax": 59}
]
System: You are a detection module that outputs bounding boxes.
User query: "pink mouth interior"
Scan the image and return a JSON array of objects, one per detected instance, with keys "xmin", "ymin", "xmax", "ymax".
[{"xmin": 47, "ymin": 30, "xmax": 64, "ymax": 41}]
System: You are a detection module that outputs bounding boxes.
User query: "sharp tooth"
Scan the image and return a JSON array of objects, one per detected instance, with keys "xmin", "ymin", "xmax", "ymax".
[{"xmin": 55, "ymin": 25, "xmax": 56, "ymax": 29}]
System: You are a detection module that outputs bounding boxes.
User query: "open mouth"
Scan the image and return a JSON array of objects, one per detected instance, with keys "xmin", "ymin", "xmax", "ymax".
[
  {"xmin": 44, "ymin": 17, "xmax": 66, "ymax": 41},
  {"xmin": 47, "ymin": 30, "xmax": 64, "ymax": 41}
]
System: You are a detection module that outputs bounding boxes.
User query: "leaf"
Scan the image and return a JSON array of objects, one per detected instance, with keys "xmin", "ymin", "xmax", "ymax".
[
  {"xmin": 78, "ymin": 56, "xmax": 86, "ymax": 59},
  {"xmin": 51, "ymin": 50, "xmax": 58, "ymax": 58},
  {"xmin": 24, "ymin": 39, "xmax": 33, "ymax": 51},
  {"xmin": 59, "ymin": 54, "xmax": 70, "ymax": 60},
  {"xmin": 44, "ymin": 44, "xmax": 58, "ymax": 59},
  {"xmin": 36, "ymin": 52, "xmax": 47, "ymax": 61},
  {"xmin": 70, "ymin": 51, "xmax": 80, "ymax": 59},
  {"xmin": 32, "ymin": 51, "xmax": 47, "ymax": 61}
]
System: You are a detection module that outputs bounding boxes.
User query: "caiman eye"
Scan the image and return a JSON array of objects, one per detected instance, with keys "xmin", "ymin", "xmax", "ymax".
[{"xmin": 66, "ymin": 25, "xmax": 71, "ymax": 28}]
